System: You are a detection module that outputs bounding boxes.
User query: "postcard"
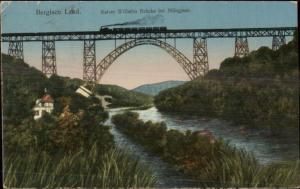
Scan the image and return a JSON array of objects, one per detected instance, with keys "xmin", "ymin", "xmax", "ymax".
[{"xmin": 1, "ymin": 1, "xmax": 299, "ymax": 188}]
